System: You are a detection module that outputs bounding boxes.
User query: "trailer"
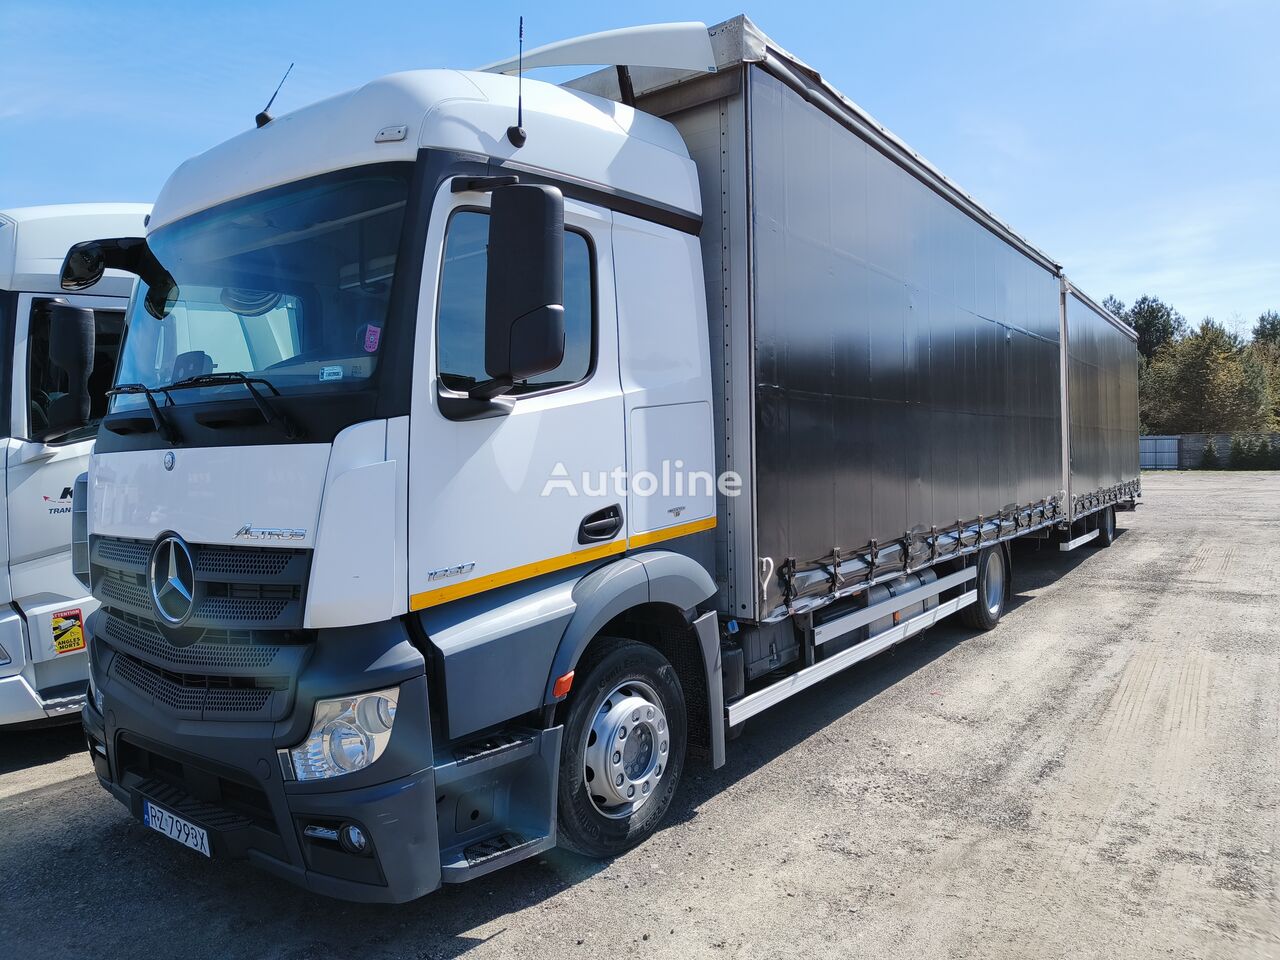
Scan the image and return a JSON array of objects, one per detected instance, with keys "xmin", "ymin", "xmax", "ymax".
[
  {"xmin": 1060, "ymin": 282, "xmax": 1141, "ymax": 548},
  {"xmin": 571, "ymin": 16, "xmax": 1140, "ymax": 703},
  {"xmin": 67, "ymin": 17, "xmax": 1138, "ymax": 901}
]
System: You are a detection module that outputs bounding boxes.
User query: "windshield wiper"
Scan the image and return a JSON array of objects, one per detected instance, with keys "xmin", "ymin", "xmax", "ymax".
[
  {"xmin": 107, "ymin": 383, "xmax": 180, "ymax": 444},
  {"xmin": 162, "ymin": 372, "xmax": 303, "ymax": 440}
]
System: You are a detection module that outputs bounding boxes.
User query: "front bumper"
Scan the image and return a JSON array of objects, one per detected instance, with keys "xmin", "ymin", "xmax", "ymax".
[
  {"xmin": 0, "ymin": 673, "xmax": 86, "ymax": 727},
  {"xmin": 82, "ymin": 675, "xmax": 440, "ymax": 901},
  {"xmin": 85, "ymin": 596, "xmax": 568, "ymax": 901}
]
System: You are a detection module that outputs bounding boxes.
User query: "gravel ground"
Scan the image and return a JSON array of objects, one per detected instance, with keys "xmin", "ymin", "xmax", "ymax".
[{"xmin": 1, "ymin": 471, "xmax": 1276, "ymax": 959}]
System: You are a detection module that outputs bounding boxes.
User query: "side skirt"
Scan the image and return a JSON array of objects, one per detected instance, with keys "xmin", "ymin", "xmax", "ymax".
[{"xmin": 726, "ymin": 589, "xmax": 978, "ymax": 726}]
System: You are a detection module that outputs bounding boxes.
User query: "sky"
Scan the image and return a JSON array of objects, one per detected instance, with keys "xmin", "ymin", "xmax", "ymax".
[{"xmin": 2, "ymin": 0, "xmax": 1277, "ymax": 332}]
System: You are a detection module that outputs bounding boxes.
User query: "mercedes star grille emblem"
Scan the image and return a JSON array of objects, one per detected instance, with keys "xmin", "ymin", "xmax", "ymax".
[{"xmin": 149, "ymin": 534, "xmax": 195, "ymax": 626}]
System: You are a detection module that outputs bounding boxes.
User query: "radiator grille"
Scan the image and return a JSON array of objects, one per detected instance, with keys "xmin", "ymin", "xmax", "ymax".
[
  {"xmin": 101, "ymin": 612, "xmax": 282, "ymax": 672},
  {"xmin": 90, "ymin": 535, "xmax": 311, "ymax": 630},
  {"xmin": 113, "ymin": 654, "xmax": 206, "ymax": 713},
  {"xmin": 99, "ymin": 569, "xmax": 152, "ymax": 611},
  {"xmin": 195, "ymin": 546, "xmax": 298, "ymax": 578},
  {"xmin": 196, "ymin": 597, "xmax": 291, "ymax": 623},
  {"xmin": 96, "ymin": 538, "xmax": 151, "ymax": 567},
  {"xmin": 110, "ymin": 652, "xmax": 278, "ymax": 717}
]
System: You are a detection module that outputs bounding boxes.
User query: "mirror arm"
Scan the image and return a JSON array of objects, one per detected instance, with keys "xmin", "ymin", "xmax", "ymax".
[
  {"xmin": 451, "ymin": 175, "xmax": 520, "ymax": 194},
  {"xmin": 467, "ymin": 376, "xmax": 514, "ymax": 401},
  {"xmin": 437, "ymin": 382, "xmax": 514, "ymax": 422},
  {"xmin": 78, "ymin": 237, "xmax": 151, "ymax": 281}
]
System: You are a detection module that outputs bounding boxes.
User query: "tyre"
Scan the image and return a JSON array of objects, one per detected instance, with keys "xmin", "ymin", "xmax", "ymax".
[
  {"xmin": 1094, "ymin": 505, "xmax": 1116, "ymax": 547},
  {"xmin": 556, "ymin": 637, "xmax": 687, "ymax": 858},
  {"xmin": 960, "ymin": 546, "xmax": 1008, "ymax": 631}
]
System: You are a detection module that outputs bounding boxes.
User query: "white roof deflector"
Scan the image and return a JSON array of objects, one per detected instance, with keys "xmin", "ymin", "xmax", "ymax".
[{"xmin": 480, "ymin": 21, "xmax": 717, "ymax": 75}]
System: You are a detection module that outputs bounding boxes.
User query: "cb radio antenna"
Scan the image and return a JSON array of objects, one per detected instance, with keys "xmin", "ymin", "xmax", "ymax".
[
  {"xmin": 256, "ymin": 62, "xmax": 295, "ymax": 129},
  {"xmin": 506, "ymin": 17, "xmax": 527, "ymax": 147}
]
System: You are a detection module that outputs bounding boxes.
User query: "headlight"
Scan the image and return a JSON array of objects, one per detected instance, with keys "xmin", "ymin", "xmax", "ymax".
[
  {"xmin": 71, "ymin": 473, "xmax": 91, "ymax": 591},
  {"xmin": 287, "ymin": 688, "xmax": 399, "ymax": 781},
  {"xmin": 87, "ymin": 663, "xmax": 104, "ymax": 713}
]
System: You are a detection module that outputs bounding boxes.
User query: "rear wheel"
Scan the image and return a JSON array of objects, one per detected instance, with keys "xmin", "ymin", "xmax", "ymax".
[
  {"xmin": 961, "ymin": 546, "xmax": 1008, "ymax": 631},
  {"xmin": 1095, "ymin": 505, "xmax": 1116, "ymax": 547},
  {"xmin": 556, "ymin": 637, "xmax": 687, "ymax": 858}
]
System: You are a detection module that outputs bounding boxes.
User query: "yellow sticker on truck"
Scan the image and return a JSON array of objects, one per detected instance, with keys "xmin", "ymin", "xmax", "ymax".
[{"xmin": 52, "ymin": 608, "xmax": 86, "ymax": 655}]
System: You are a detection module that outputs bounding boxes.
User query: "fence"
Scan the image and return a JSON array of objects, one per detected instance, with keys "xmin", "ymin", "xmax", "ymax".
[
  {"xmin": 1139, "ymin": 433, "xmax": 1280, "ymax": 470},
  {"xmin": 1139, "ymin": 436, "xmax": 1179, "ymax": 470}
]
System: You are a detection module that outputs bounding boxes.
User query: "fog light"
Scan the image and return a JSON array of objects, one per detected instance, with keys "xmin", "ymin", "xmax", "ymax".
[{"xmin": 340, "ymin": 823, "xmax": 369, "ymax": 855}]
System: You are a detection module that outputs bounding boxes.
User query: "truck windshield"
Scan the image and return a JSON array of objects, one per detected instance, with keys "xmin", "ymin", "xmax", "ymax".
[{"xmin": 111, "ymin": 163, "xmax": 411, "ymax": 413}]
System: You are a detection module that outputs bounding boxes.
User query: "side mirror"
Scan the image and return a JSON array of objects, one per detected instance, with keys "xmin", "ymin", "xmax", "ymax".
[
  {"xmin": 44, "ymin": 302, "xmax": 96, "ymax": 435},
  {"xmin": 478, "ymin": 184, "xmax": 565, "ymax": 399},
  {"xmin": 60, "ymin": 241, "xmax": 110, "ymax": 291},
  {"xmin": 61, "ymin": 236, "xmax": 178, "ymax": 320},
  {"xmin": 61, "ymin": 237, "xmax": 147, "ymax": 291}
]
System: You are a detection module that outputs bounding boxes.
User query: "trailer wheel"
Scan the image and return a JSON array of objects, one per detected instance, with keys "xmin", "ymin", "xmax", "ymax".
[
  {"xmin": 556, "ymin": 637, "xmax": 687, "ymax": 859},
  {"xmin": 961, "ymin": 547, "xmax": 1008, "ymax": 631},
  {"xmin": 1095, "ymin": 506, "xmax": 1116, "ymax": 547}
]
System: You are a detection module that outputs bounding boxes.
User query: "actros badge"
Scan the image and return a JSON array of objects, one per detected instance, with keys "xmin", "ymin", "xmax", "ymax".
[{"xmin": 234, "ymin": 524, "xmax": 307, "ymax": 541}]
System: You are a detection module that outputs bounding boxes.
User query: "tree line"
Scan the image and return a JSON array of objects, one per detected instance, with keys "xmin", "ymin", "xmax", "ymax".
[{"xmin": 1102, "ymin": 295, "xmax": 1280, "ymax": 437}]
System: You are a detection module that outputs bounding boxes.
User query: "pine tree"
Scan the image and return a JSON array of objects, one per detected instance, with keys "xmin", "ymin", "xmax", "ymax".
[
  {"xmin": 1255, "ymin": 437, "xmax": 1272, "ymax": 470},
  {"xmin": 1200, "ymin": 439, "xmax": 1221, "ymax": 469},
  {"xmin": 1228, "ymin": 435, "xmax": 1248, "ymax": 469}
]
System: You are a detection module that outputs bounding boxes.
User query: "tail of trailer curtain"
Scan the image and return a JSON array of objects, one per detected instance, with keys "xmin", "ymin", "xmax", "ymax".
[{"xmin": 1061, "ymin": 282, "xmax": 1141, "ymax": 526}]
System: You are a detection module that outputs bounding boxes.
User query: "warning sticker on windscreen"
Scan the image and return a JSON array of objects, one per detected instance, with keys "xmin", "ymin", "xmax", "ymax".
[{"xmin": 52, "ymin": 608, "xmax": 86, "ymax": 654}]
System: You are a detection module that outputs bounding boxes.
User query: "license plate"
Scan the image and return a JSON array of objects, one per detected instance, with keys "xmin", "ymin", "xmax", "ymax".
[{"xmin": 142, "ymin": 800, "xmax": 211, "ymax": 857}]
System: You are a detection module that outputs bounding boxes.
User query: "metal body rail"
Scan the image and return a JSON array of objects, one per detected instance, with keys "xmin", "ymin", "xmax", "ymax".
[{"xmin": 727, "ymin": 589, "xmax": 978, "ymax": 726}]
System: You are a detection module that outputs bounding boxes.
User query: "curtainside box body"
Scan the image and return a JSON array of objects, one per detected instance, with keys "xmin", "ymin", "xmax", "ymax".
[
  {"xmin": 1061, "ymin": 283, "xmax": 1141, "ymax": 521},
  {"xmin": 572, "ymin": 15, "xmax": 1136, "ymax": 627}
]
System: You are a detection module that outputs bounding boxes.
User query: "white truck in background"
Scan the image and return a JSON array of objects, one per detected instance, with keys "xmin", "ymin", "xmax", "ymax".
[
  {"xmin": 64, "ymin": 18, "xmax": 1138, "ymax": 901},
  {"xmin": 0, "ymin": 204, "xmax": 150, "ymax": 725}
]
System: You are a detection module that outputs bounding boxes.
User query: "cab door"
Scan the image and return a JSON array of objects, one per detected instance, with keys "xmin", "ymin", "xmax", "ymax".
[
  {"xmin": 6, "ymin": 291, "xmax": 127, "ymax": 670},
  {"xmin": 407, "ymin": 182, "xmax": 627, "ymax": 611}
]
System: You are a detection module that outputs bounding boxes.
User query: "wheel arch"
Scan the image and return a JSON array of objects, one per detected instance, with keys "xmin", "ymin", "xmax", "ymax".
[{"xmin": 545, "ymin": 550, "xmax": 724, "ymax": 768}]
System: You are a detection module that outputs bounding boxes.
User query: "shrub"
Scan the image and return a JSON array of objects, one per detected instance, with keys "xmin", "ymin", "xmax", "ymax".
[
  {"xmin": 1228, "ymin": 435, "xmax": 1248, "ymax": 469},
  {"xmin": 1200, "ymin": 439, "xmax": 1221, "ymax": 469}
]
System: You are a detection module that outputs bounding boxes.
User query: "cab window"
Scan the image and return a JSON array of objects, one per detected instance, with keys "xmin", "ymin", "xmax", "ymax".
[
  {"xmin": 26, "ymin": 299, "xmax": 125, "ymax": 443},
  {"xmin": 437, "ymin": 210, "xmax": 594, "ymax": 394}
]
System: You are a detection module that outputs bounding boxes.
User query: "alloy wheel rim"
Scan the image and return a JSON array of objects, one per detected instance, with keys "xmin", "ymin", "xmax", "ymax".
[
  {"xmin": 985, "ymin": 550, "xmax": 1005, "ymax": 618},
  {"xmin": 582, "ymin": 679, "xmax": 669, "ymax": 819}
]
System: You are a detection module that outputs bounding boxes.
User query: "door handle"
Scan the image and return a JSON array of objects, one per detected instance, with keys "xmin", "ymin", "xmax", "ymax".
[{"xmin": 578, "ymin": 504, "xmax": 623, "ymax": 544}]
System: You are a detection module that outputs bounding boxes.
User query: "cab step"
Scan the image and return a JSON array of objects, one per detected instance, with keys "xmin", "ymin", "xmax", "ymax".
[{"xmin": 440, "ymin": 830, "xmax": 554, "ymax": 883}]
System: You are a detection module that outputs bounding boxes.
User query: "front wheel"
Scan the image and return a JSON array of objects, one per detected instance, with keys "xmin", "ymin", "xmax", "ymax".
[
  {"xmin": 961, "ymin": 546, "xmax": 1008, "ymax": 631},
  {"xmin": 556, "ymin": 637, "xmax": 687, "ymax": 858}
]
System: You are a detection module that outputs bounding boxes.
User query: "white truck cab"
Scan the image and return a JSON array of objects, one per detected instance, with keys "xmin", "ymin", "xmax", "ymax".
[{"xmin": 0, "ymin": 204, "xmax": 150, "ymax": 725}]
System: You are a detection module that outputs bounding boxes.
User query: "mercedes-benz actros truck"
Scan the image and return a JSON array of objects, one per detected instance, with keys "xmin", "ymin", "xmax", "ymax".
[
  {"xmin": 67, "ymin": 18, "xmax": 1138, "ymax": 902},
  {"xmin": 0, "ymin": 203, "xmax": 149, "ymax": 726}
]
